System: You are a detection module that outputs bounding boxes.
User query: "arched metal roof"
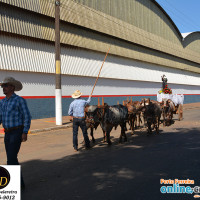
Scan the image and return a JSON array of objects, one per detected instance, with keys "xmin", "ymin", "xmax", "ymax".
[{"xmin": 153, "ymin": 0, "xmax": 183, "ymax": 40}]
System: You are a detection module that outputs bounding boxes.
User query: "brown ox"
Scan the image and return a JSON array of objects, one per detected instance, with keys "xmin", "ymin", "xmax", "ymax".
[
  {"xmin": 85, "ymin": 105, "xmax": 100, "ymax": 143},
  {"xmin": 162, "ymin": 98, "xmax": 175, "ymax": 126},
  {"xmin": 141, "ymin": 98, "xmax": 162, "ymax": 135},
  {"xmin": 123, "ymin": 99, "xmax": 143, "ymax": 134},
  {"xmin": 86, "ymin": 103, "xmax": 128, "ymax": 145}
]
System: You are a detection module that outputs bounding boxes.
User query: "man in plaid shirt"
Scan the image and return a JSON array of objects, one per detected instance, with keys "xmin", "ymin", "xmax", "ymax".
[{"xmin": 0, "ymin": 77, "xmax": 31, "ymax": 190}]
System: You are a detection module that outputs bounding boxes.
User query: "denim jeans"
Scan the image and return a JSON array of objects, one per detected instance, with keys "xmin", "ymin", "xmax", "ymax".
[
  {"xmin": 4, "ymin": 127, "xmax": 25, "ymax": 187},
  {"xmin": 73, "ymin": 118, "xmax": 90, "ymax": 148}
]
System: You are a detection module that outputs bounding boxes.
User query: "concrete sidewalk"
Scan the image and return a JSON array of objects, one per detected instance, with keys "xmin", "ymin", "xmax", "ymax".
[
  {"xmin": 0, "ymin": 102, "xmax": 200, "ymax": 137},
  {"xmin": 28, "ymin": 116, "xmax": 72, "ymax": 133},
  {"xmin": 0, "ymin": 116, "xmax": 72, "ymax": 137}
]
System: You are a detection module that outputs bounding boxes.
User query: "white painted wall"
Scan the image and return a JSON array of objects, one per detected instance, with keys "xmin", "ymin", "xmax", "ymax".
[{"xmin": 0, "ymin": 71, "xmax": 199, "ymax": 97}]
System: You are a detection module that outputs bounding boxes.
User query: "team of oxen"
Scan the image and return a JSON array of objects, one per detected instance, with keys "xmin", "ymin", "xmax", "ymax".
[{"xmin": 84, "ymin": 97, "xmax": 183, "ymax": 145}]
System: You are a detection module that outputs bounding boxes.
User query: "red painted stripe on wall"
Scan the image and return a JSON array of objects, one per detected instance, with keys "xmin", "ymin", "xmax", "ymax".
[
  {"xmin": 0, "ymin": 94, "xmax": 156, "ymax": 99},
  {"xmin": 0, "ymin": 94, "xmax": 200, "ymax": 99},
  {"xmin": 0, "ymin": 96, "xmax": 55, "ymax": 99},
  {"xmin": 22, "ymin": 96, "xmax": 55, "ymax": 99},
  {"xmin": 184, "ymin": 94, "xmax": 200, "ymax": 95}
]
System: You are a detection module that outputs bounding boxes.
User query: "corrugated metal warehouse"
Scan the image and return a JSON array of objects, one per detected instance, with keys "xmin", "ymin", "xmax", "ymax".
[{"xmin": 0, "ymin": 0, "xmax": 200, "ymax": 119}]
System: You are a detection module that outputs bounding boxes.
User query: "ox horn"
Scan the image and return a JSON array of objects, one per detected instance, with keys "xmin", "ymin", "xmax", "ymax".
[
  {"xmin": 102, "ymin": 97, "xmax": 104, "ymax": 106},
  {"xmin": 123, "ymin": 100, "xmax": 125, "ymax": 106},
  {"xmin": 131, "ymin": 97, "xmax": 132, "ymax": 103},
  {"xmin": 117, "ymin": 101, "xmax": 119, "ymax": 105},
  {"xmin": 127, "ymin": 96, "xmax": 129, "ymax": 101},
  {"xmin": 98, "ymin": 98, "xmax": 100, "ymax": 106}
]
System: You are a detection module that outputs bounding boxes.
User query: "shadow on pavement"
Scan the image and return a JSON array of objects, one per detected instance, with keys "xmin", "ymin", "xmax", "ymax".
[{"xmin": 21, "ymin": 126, "xmax": 200, "ymax": 200}]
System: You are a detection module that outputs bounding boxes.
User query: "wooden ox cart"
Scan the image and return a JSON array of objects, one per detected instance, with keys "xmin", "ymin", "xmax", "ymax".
[{"xmin": 157, "ymin": 93, "xmax": 184, "ymax": 125}]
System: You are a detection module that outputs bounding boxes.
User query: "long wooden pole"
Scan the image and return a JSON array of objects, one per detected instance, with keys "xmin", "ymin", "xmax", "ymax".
[{"xmin": 90, "ymin": 48, "xmax": 110, "ymax": 96}]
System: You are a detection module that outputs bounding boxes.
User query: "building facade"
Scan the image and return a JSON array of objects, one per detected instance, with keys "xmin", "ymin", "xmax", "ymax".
[{"xmin": 0, "ymin": 0, "xmax": 200, "ymax": 119}]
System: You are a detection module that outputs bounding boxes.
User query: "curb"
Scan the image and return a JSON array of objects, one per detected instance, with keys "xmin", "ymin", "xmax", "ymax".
[
  {"xmin": 29, "ymin": 124, "xmax": 73, "ymax": 134},
  {"xmin": 183, "ymin": 106, "xmax": 200, "ymax": 110},
  {"xmin": 0, "ymin": 124, "xmax": 73, "ymax": 137}
]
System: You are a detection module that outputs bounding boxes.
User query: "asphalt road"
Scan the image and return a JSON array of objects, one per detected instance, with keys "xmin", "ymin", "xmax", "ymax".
[{"xmin": 1, "ymin": 108, "xmax": 200, "ymax": 200}]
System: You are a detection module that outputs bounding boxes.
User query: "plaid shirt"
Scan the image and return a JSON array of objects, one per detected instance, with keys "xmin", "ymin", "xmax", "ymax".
[{"xmin": 0, "ymin": 93, "xmax": 31, "ymax": 134}]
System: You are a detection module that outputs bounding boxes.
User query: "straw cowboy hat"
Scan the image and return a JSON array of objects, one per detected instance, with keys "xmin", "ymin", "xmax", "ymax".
[
  {"xmin": 72, "ymin": 90, "xmax": 82, "ymax": 99},
  {"xmin": 0, "ymin": 77, "xmax": 23, "ymax": 91}
]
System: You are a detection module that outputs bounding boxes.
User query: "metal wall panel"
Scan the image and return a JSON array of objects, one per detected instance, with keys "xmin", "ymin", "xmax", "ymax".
[
  {"xmin": 0, "ymin": 34, "xmax": 200, "ymax": 87},
  {"xmin": 1, "ymin": 16, "xmax": 200, "ymax": 74},
  {"xmin": 61, "ymin": 0, "xmax": 200, "ymax": 64},
  {"xmin": 183, "ymin": 32, "xmax": 200, "ymax": 54},
  {"xmin": 0, "ymin": 0, "xmax": 55, "ymax": 17},
  {"xmin": 0, "ymin": 4, "xmax": 55, "ymax": 41},
  {"xmin": 1, "ymin": 0, "xmax": 200, "ymax": 68},
  {"xmin": 0, "ymin": 35, "xmax": 54, "ymax": 73},
  {"xmin": 73, "ymin": 0, "xmax": 181, "ymax": 43}
]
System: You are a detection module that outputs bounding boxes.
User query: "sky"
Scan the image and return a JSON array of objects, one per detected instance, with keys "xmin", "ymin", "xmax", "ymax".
[{"xmin": 155, "ymin": 0, "xmax": 200, "ymax": 34}]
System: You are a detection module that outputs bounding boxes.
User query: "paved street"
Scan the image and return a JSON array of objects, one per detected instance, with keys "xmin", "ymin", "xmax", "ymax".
[{"xmin": 1, "ymin": 107, "xmax": 200, "ymax": 200}]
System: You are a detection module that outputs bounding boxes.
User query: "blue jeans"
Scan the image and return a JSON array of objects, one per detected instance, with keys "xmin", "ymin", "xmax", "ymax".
[
  {"xmin": 4, "ymin": 127, "xmax": 25, "ymax": 187},
  {"xmin": 73, "ymin": 118, "xmax": 90, "ymax": 148}
]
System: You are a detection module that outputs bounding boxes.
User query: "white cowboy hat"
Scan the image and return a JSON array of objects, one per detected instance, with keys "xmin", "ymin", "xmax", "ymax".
[
  {"xmin": 0, "ymin": 77, "xmax": 23, "ymax": 91},
  {"xmin": 72, "ymin": 90, "xmax": 82, "ymax": 99}
]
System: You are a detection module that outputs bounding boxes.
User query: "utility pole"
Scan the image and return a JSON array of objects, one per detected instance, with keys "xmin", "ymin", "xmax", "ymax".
[{"xmin": 55, "ymin": 0, "xmax": 62, "ymax": 125}]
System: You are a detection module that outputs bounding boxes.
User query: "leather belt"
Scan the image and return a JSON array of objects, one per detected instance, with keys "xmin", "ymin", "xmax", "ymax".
[{"xmin": 4, "ymin": 125, "xmax": 24, "ymax": 133}]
